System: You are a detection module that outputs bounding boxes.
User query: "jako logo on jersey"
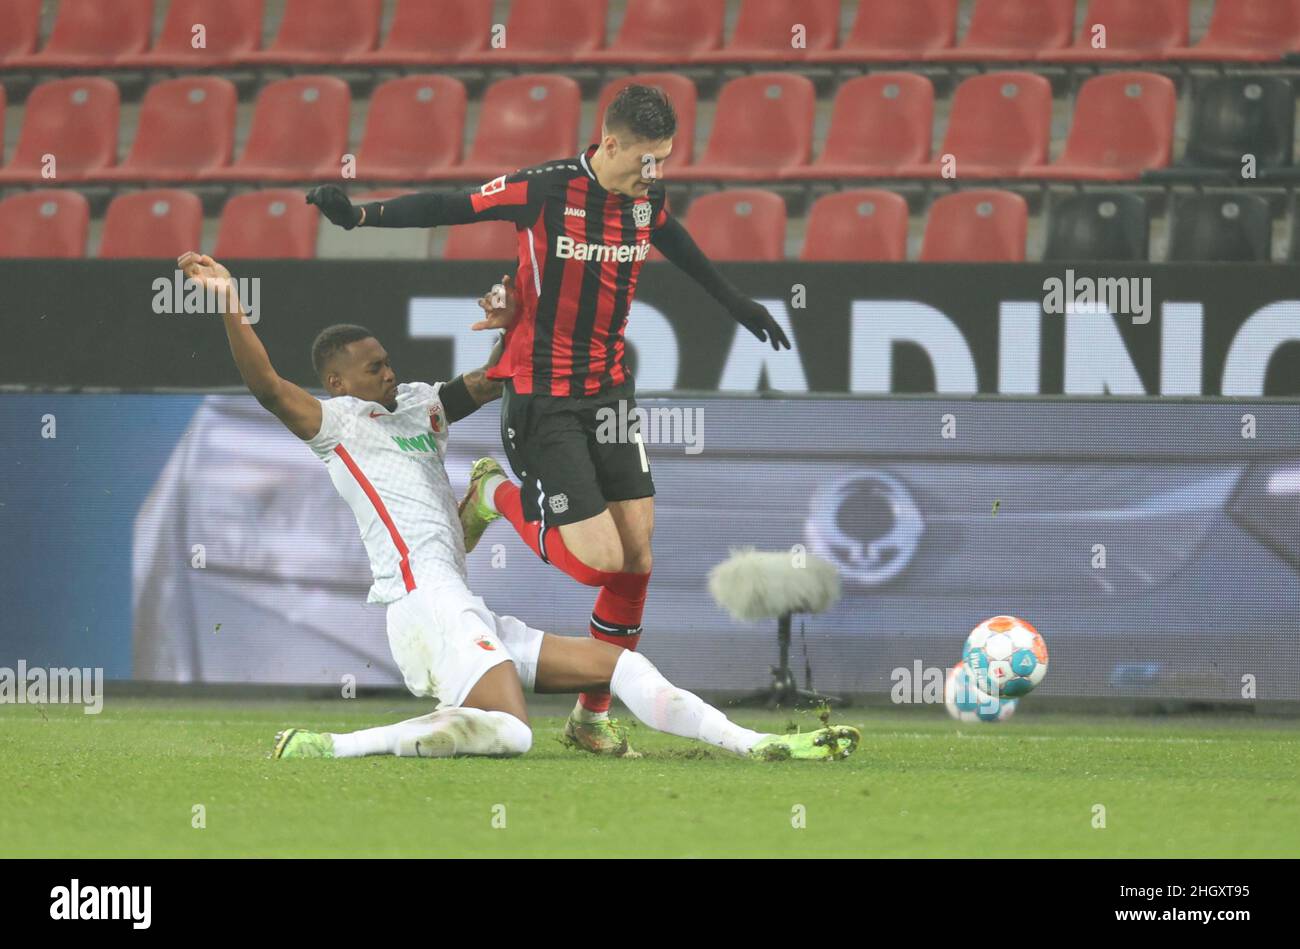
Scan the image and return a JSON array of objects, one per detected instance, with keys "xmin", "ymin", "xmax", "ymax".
[
  {"xmin": 391, "ymin": 434, "xmax": 438, "ymax": 454},
  {"xmin": 564, "ymin": 206, "xmax": 586, "ymax": 218},
  {"xmin": 555, "ymin": 235, "xmax": 650, "ymax": 263}
]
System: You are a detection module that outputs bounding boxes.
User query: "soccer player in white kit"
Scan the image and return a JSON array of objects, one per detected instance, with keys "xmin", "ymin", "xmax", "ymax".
[{"xmin": 184, "ymin": 251, "xmax": 858, "ymax": 762}]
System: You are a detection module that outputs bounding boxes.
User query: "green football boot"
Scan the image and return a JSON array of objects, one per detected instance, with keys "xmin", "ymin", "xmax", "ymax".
[
  {"xmin": 460, "ymin": 457, "xmax": 506, "ymax": 553},
  {"xmin": 748, "ymin": 725, "xmax": 861, "ymax": 762},
  {"xmin": 272, "ymin": 728, "xmax": 335, "ymax": 759},
  {"xmin": 562, "ymin": 715, "xmax": 641, "ymax": 758}
]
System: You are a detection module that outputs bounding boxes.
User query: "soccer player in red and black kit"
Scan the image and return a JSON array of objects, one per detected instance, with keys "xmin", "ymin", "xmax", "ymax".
[{"xmin": 306, "ymin": 85, "xmax": 790, "ymax": 756}]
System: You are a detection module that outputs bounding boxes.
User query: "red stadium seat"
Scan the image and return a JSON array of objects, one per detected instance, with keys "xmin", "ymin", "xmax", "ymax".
[
  {"xmin": 0, "ymin": 0, "xmax": 42, "ymax": 66},
  {"xmin": 0, "ymin": 190, "xmax": 89, "ymax": 258},
  {"xmin": 673, "ymin": 74, "xmax": 815, "ymax": 181},
  {"xmin": 347, "ymin": 0, "xmax": 493, "ymax": 65},
  {"xmin": 99, "ymin": 190, "xmax": 203, "ymax": 259},
  {"xmin": 800, "ymin": 190, "xmax": 909, "ymax": 261},
  {"xmin": 1037, "ymin": 72, "xmax": 1176, "ymax": 181},
  {"xmin": 240, "ymin": 0, "xmax": 381, "ymax": 64},
  {"xmin": 928, "ymin": 0, "xmax": 1075, "ymax": 61},
  {"xmin": 443, "ymin": 221, "xmax": 520, "ymax": 260},
  {"xmin": 591, "ymin": 74, "xmax": 698, "ymax": 166},
  {"xmin": 117, "ymin": 0, "xmax": 264, "ymax": 68},
  {"xmin": 1049, "ymin": 0, "xmax": 1189, "ymax": 63},
  {"xmin": 434, "ymin": 76, "xmax": 581, "ymax": 182},
  {"xmin": 920, "ymin": 190, "xmax": 1027, "ymax": 262},
  {"xmin": 214, "ymin": 190, "xmax": 319, "ymax": 259},
  {"xmin": 787, "ymin": 73, "xmax": 934, "ymax": 179},
  {"xmin": 812, "ymin": 0, "xmax": 960, "ymax": 63},
  {"xmin": 93, "ymin": 78, "xmax": 237, "ymax": 182},
  {"xmin": 1172, "ymin": 0, "xmax": 1300, "ymax": 61},
  {"xmin": 0, "ymin": 77, "xmax": 120, "ymax": 183},
  {"xmin": 206, "ymin": 76, "xmax": 350, "ymax": 182},
  {"xmin": 459, "ymin": 0, "xmax": 607, "ymax": 64},
  {"xmin": 681, "ymin": 190, "xmax": 786, "ymax": 261},
  {"xmin": 9, "ymin": 0, "xmax": 152, "ymax": 68},
  {"xmin": 899, "ymin": 72, "xmax": 1052, "ymax": 179},
  {"xmin": 693, "ymin": 0, "xmax": 840, "ymax": 63},
  {"xmin": 356, "ymin": 76, "xmax": 467, "ymax": 181},
  {"xmin": 584, "ymin": 0, "xmax": 725, "ymax": 63}
]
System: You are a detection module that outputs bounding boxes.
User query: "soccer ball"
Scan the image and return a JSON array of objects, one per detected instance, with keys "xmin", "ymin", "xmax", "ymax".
[
  {"xmin": 944, "ymin": 663, "xmax": 1017, "ymax": 723},
  {"xmin": 963, "ymin": 615, "xmax": 1048, "ymax": 698}
]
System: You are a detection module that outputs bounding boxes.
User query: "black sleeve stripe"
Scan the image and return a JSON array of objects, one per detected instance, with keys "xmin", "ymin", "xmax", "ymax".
[{"xmin": 440, "ymin": 375, "xmax": 477, "ymax": 424}]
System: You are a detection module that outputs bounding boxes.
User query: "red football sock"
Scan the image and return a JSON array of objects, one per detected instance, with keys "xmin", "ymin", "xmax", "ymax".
[
  {"xmin": 493, "ymin": 480, "xmax": 610, "ymax": 587},
  {"xmin": 579, "ymin": 570, "xmax": 651, "ymax": 714}
]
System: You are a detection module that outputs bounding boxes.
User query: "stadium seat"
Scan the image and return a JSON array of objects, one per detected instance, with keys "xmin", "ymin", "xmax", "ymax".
[
  {"xmin": 1042, "ymin": 192, "xmax": 1150, "ymax": 262},
  {"xmin": 443, "ymin": 221, "xmax": 520, "ymax": 260},
  {"xmin": 459, "ymin": 0, "xmax": 608, "ymax": 64},
  {"xmin": 1172, "ymin": 0, "xmax": 1300, "ymax": 62},
  {"xmin": 591, "ymin": 74, "xmax": 698, "ymax": 166},
  {"xmin": 205, "ymin": 76, "xmax": 351, "ymax": 182},
  {"xmin": 928, "ymin": 0, "xmax": 1075, "ymax": 61},
  {"xmin": 0, "ymin": 77, "xmax": 120, "ymax": 183},
  {"xmin": 1149, "ymin": 76, "xmax": 1295, "ymax": 181},
  {"xmin": 9, "ymin": 0, "xmax": 152, "ymax": 68},
  {"xmin": 117, "ymin": 0, "xmax": 264, "ymax": 67},
  {"xmin": 900, "ymin": 72, "xmax": 1052, "ymax": 178},
  {"xmin": 214, "ymin": 190, "xmax": 319, "ymax": 259},
  {"xmin": 692, "ymin": 0, "xmax": 840, "ymax": 63},
  {"xmin": 99, "ymin": 190, "xmax": 204, "ymax": 259},
  {"xmin": 1037, "ymin": 72, "xmax": 1176, "ymax": 180},
  {"xmin": 680, "ymin": 190, "xmax": 786, "ymax": 261},
  {"xmin": 240, "ymin": 0, "xmax": 381, "ymax": 64},
  {"xmin": 1168, "ymin": 194, "xmax": 1272, "ymax": 262},
  {"xmin": 355, "ymin": 76, "xmax": 467, "ymax": 181},
  {"xmin": 672, "ymin": 74, "xmax": 815, "ymax": 181},
  {"xmin": 920, "ymin": 190, "xmax": 1027, "ymax": 262},
  {"xmin": 0, "ymin": 0, "xmax": 42, "ymax": 66},
  {"xmin": 435, "ymin": 75, "xmax": 581, "ymax": 182},
  {"xmin": 93, "ymin": 77, "xmax": 237, "ymax": 182},
  {"xmin": 0, "ymin": 190, "xmax": 89, "ymax": 258},
  {"xmin": 583, "ymin": 0, "xmax": 725, "ymax": 63},
  {"xmin": 811, "ymin": 0, "xmax": 960, "ymax": 63},
  {"xmin": 1049, "ymin": 0, "xmax": 1189, "ymax": 62},
  {"xmin": 787, "ymin": 73, "xmax": 934, "ymax": 179},
  {"xmin": 347, "ymin": 0, "xmax": 493, "ymax": 65},
  {"xmin": 800, "ymin": 190, "xmax": 909, "ymax": 261}
]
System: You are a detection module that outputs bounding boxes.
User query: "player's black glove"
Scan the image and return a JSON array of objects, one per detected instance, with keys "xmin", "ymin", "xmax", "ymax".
[
  {"xmin": 305, "ymin": 185, "xmax": 363, "ymax": 229},
  {"xmin": 729, "ymin": 297, "xmax": 791, "ymax": 351}
]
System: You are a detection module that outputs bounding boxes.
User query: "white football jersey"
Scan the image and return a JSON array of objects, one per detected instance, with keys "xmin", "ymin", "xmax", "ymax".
[{"xmin": 306, "ymin": 381, "xmax": 464, "ymax": 603}]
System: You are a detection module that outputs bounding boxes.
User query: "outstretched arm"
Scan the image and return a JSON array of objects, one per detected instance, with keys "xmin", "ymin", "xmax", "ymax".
[
  {"xmin": 440, "ymin": 274, "xmax": 516, "ymax": 424},
  {"xmin": 650, "ymin": 216, "xmax": 791, "ymax": 351},
  {"xmin": 179, "ymin": 252, "xmax": 322, "ymax": 441},
  {"xmin": 306, "ymin": 177, "xmax": 532, "ymax": 230}
]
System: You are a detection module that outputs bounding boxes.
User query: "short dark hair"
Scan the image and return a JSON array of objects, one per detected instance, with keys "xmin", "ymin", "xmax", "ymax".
[
  {"xmin": 603, "ymin": 84, "xmax": 677, "ymax": 143},
  {"xmin": 311, "ymin": 323, "xmax": 375, "ymax": 381}
]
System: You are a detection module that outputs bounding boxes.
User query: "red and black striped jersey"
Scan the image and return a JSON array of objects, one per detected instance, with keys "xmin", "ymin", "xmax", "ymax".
[{"xmin": 461, "ymin": 145, "xmax": 670, "ymax": 397}]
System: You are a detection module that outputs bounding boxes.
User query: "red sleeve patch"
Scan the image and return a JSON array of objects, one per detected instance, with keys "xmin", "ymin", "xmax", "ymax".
[{"xmin": 470, "ymin": 176, "xmax": 530, "ymax": 214}]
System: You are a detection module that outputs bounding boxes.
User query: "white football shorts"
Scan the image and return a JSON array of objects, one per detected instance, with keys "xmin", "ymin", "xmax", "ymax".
[{"xmin": 385, "ymin": 578, "xmax": 545, "ymax": 708}]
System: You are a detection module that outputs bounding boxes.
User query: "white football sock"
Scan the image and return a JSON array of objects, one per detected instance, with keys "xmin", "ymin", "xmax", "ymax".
[
  {"xmin": 572, "ymin": 698, "xmax": 609, "ymax": 723},
  {"xmin": 609, "ymin": 651, "xmax": 763, "ymax": 756},
  {"xmin": 481, "ymin": 475, "xmax": 506, "ymax": 514},
  {"xmin": 331, "ymin": 708, "xmax": 531, "ymax": 758}
]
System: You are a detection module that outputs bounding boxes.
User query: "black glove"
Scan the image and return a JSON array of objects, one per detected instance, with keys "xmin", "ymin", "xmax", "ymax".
[
  {"xmin": 305, "ymin": 185, "xmax": 363, "ymax": 229},
  {"xmin": 730, "ymin": 297, "xmax": 791, "ymax": 351}
]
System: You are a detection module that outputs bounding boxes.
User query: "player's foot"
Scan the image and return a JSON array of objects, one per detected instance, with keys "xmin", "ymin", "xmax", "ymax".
[
  {"xmin": 562, "ymin": 715, "xmax": 642, "ymax": 758},
  {"xmin": 272, "ymin": 728, "xmax": 335, "ymax": 759},
  {"xmin": 459, "ymin": 457, "xmax": 505, "ymax": 553},
  {"xmin": 748, "ymin": 726, "xmax": 861, "ymax": 762}
]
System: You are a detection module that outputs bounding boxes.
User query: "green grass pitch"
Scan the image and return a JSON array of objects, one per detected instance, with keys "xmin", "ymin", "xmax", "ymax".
[{"xmin": 2, "ymin": 696, "xmax": 1297, "ymax": 858}]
